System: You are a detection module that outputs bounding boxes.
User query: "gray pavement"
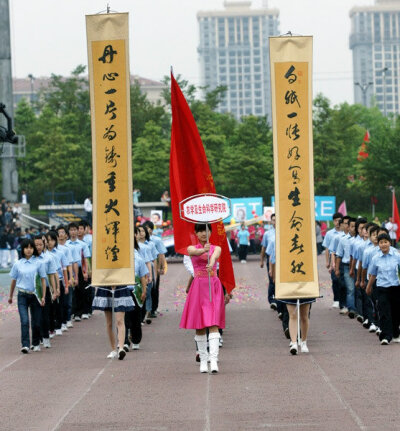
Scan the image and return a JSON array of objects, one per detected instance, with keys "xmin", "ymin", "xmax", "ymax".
[{"xmin": 0, "ymin": 255, "xmax": 400, "ymax": 430}]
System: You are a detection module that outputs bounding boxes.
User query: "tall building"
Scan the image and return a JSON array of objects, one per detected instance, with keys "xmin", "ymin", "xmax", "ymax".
[
  {"xmin": 197, "ymin": 1, "xmax": 279, "ymax": 120},
  {"xmin": 350, "ymin": 0, "xmax": 400, "ymax": 114}
]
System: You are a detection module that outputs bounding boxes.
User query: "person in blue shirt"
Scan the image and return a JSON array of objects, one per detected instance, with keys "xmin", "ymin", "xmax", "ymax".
[
  {"xmin": 367, "ymin": 233, "xmax": 400, "ymax": 345},
  {"xmin": 237, "ymin": 223, "xmax": 250, "ymax": 263},
  {"xmin": 322, "ymin": 212, "xmax": 343, "ymax": 309},
  {"xmin": 143, "ymin": 220, "xmax": 167, "ymax": 318},
  {"xmin": 123, "ymin": 237, "xmax": 149, "ymax": 352},
  {"xmin": 78, "ymin": 220, "xmax": 93, "ymax": 318},
  {"xmin": 8, "ymin": 239, "xmax": 47, "ymax": 353},
  {"xmin": 260, "ymin": 214, "xmax": 276, "ymax": 309}
]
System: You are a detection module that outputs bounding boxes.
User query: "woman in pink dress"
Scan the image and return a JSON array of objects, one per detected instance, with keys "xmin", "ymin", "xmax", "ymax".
[{"xmin": 180, "ymin": 223, "xmax": 225, "ymax": 374}]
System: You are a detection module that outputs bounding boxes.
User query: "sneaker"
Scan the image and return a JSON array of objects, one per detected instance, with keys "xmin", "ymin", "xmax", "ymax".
[
  {"xmin": 219, "ymin": 337, "xmax": 223, "ymax": 347},
  {"xmin": 278, "ymin": 312, "xmax": 283, "ymax": 320},
  {"xmin": 357, "ymin": 315, "xmax": 364, "ymax": 323},
  {"xmin": 21, "ymin": 347, "xmax": 29, "ymax": 354},
  {"xmin": 241, "ymin": 260, "xmax": 247, "ymax": 263},
  {"xmin": 55, "ymin": 329, "xmax": 62, "ymax": 336},
  {"xmin": 284, "ymin": 327, "xmax": 290, "ymax": 339},
  {"xmin": 132, "ymin": 344, "xmax": 140, "ymax": 350},
  {"xmin": 348, "ymin": 310, "xmax": 356, "ymax": 319},
  {"xmin": 362, "ymin": 319, "xmax": 369, "ymax": 328},
  {"xmin": 380, "ymin": 339, "xmax": 390, "ymax": 345},
  {"xmin": 332, "ymin": 301, "xmax": 340, "ymax": 309},
  {"xmin": 392, "ymin": 337, "xmax": 400, "ymax": 343},
  {"xmin": 88, "ymin": 313, "xmax": 92, "ymax": 318},
  {"xmin": 32, "ymin": 345, "xmax": 41, "ymax": 352},
  {"xmin": 118, "ymin": 348, "xmax": 126, "ymax": 360},
  {"xmin": 61, "ymin": 324, "xmax": 68, "ymax": 332},
  {"xmin": 289, "ymin": 342, "xmax": 298, "ymax": 355},
  {"xmin": 369, "ymin": 323, "xmax": 377, "ymax": 333},
  {"xmin": 145, "ymin": 318, "xmax": 152, "ymax": 325},
  {"xmin": 49, "ymin": 331, "xmax": 55, "ymax": 339},
  {"xmin": 376, "ymin": 328, "xmax": 382, "ymax": 336},
  {"xmin": 82, "ymin": 314, "xmax": 89, "ymax": 320},
  {"xmin": 66, "ymin": 321, "xmax": 73, "ymax": 328},
  {"xmin": 43, "ymin": 338, "xmax": 51, "ymax": 348},
  {"xmin": 141, "ymin": 322, "xmax": 145, "ymax": 326},
  {"xmin": 123, "ymin": 344, "xmax": 130, "ymax": 353},
  {"xmin": 107, "ymin": 350, "xmax": 118, "ymax": 359},
  {"xmin": 74, "ymin": 316, "xmax": 81, "ymax": 322},
  {"xmin": 339, "ymin": 307, "xmax": 348, "ymax": 315},
  {"xmin": 270, "ymin": 302, "xmax": 278, "ymax": 311},
  {"xmin": 300, "ymin": 341, "xmax": 309, "ymax": 353}
]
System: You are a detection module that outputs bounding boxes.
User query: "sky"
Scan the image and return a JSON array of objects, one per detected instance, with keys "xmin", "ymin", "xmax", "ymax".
[{"xmin": 9, "ymin": 0, "xmax": 375, "ymax": 106}]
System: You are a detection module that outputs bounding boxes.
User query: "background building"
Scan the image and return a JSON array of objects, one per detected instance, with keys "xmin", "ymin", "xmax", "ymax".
[
  {"xmin": 350, "ymin": 0, "xmax": 400, "ymax": 115},
  {"xmin": 197, "ymin": 0, "xmax": 279, "ymax": 121}
]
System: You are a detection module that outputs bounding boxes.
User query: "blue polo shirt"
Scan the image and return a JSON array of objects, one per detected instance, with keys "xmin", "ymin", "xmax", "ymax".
[
  {"xmin": 57, "ymin": 244, "xmax": 73, "ymax": 266},
  {"xmin": 10, "ymin": 256, "xmax": 47, "ymax": 292},
  {"xmin": 336, "ymin": 234, "xmax": 355, "ymax": 264},
  {"xmin": 261, "ymin": 228, "xmax": 275, "ymax": 249},
  {"xmin": 322, "ymin": 228, "xmax": 341, "ymax": 250},
  {"xmin": 237, "ymin": 229, "xmax": 250, "ymax": 245},
  {"xmin": 49, "ymin": 247, "xmax": 69, "ymax": 281},
  {"xmin": 66, "ymin": 239, "xmax": 91, "ymax": 267},
  {"xmin": 135, "ymin": 250, "xmax": 149, "ymax": 278},
  {"xmin": 369, "ymin": 248, "xmax": 400, "ymax": 287},
  {"xmin": 329, "ymin": 232, "xmax": 346, "ymax": 254},
  {"xmin": 150, "ymin": 235, "xmax": 167, "ymax": 255},
  {"xmin": 267, "ymin": 240, "xmax": 276, "ymax": 264},
  {"xmin": 138, "ymin": 242, "xmax": 152, "ymax": 264}
]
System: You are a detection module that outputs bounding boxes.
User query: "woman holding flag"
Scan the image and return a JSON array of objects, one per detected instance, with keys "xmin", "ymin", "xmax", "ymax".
[{"xmin": 180, "ymin": 223, "xmax": 225, "ymax": 374}]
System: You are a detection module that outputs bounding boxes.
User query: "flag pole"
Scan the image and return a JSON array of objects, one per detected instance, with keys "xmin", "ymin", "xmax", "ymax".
[
  {"xmin": 206, "ymin": 223, "xmax": 212, "ymax": 302},
  {"xmin": 297, "ymin": 299, "xmax": 301, "ymax": 353}
]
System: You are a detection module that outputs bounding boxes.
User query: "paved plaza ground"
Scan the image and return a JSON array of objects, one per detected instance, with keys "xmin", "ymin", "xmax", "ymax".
[{"xmin": 0, "ymin": 255, "xmax": 399, "ymax": 430}]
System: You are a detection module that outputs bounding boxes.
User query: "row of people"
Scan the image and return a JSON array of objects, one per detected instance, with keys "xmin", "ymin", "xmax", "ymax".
[{"xmin": 325, "ymin": 213, "xmax": 400, "ymax": 345}]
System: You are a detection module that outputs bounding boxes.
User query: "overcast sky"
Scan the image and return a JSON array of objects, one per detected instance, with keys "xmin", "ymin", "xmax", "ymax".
[{"xmin": 9, "ymin": 0, "xmax": 375, "ymax": 106}]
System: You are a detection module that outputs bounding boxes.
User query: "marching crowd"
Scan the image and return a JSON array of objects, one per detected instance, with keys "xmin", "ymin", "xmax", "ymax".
[{"xmin": 7, "ymin": 219, "xmax": 167, "ymax": 361}]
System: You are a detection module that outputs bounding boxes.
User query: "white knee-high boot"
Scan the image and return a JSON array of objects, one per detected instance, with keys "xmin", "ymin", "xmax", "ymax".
[
  {"xmin": 208, "ymin": 332, "xmax": 220, "ymax": 373},
  {"xmin": 194, "ymin": 334, "xmax": 208, "ymax": 373}
]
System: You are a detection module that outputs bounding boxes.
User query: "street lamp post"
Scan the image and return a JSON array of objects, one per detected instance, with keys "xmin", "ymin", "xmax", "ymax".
[
  {"xmin": 355, "ymin": 81, "xmax": 373, "ymax": 107},
  {"xmin": 27, "ymin": 74, "xmax": 35, "ymax": 105}
]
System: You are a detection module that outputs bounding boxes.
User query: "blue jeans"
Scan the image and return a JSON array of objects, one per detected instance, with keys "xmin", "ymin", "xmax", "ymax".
[
  {"xmin": 17, "ymin": 291, "xmax": 42, "ymax": 348},
  {"xmin": 343, "ymin": 264, "xmax": 356, "ymax": 312},
  {"xmin": 145, "ymin": 281, "xmax": 153, "ymax": 312}
]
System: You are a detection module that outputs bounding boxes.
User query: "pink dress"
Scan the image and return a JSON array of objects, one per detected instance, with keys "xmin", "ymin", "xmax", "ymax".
[{"xmin": 180, "ymin": 244, "xmax": 225, "ymax": 330}]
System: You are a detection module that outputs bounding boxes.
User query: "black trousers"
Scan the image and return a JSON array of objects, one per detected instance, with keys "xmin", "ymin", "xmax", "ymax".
[
  {"xmin": 330, "ymin": 270, "xmax": 340, "ymax": 302},
  {"xmin": 54, "ymin": 281, "xmax": 65, "ymax": 330},
  {"xmin": 238, "ymin": 244, "xmax": 248, "ymax": 261},
  {"xmin": 151, "ymin": 273, "xmax": 160, "ymax": 313},
  {"xmin": 125, "ymin": 295, "xmax": 142, "ymax": 345},
  {"xmin": 41, "ymin": 287, "xmax": 52, "ymax": 339},
  {"xmin": 377, "ymin": 286, "xmax": 400, "ymax": 342}
]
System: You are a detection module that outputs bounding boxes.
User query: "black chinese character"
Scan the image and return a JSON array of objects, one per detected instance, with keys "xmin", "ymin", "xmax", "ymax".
[
  {"xmin": 105, "ymin": 88, "xmax": 117, "ymax": 94},
  {"xmin": 288, "ymin": 187, "xmax": 301, "ymax": 207},
  {"xmin": 289, "ymin": 165, "xmax": 301, "ymax": 184},
  {"xmin": 103, "ymin": 73, "xmax": 119, "ymax": 81},
  {"xmin": 285, "ymin": 90, "xmax": 301, "ymax": 108},
  {"xmin": 105, "ymin": 245, "xmax": 120, "ymax": 262},
  {"xmin": 105, "ymin": 221, "xmax": 120, "ymax": 244},
  {"xmin": 287, "ymin": 112, "xmax": 297, "ymax": 118},
  {"xmin": 286, "ymin": 123, "xmax": 300, "ymax": 141},
  {"xmin": 104, "ymin": 171, "xmax": 116, "ymax": 193},
  {"xmin": 290, "ymin": 260, "xmax": 306, "ymax": 275},
  {"xmin": 98, "ymin": 45, "xmax": 117, "ymax": 63},
  {"xmin": 284, "ymin": 65, "xmax": 297, "ymax": 84},
  {"xmin": 290, "ymin": 234, "xmax": 304, "ymax": 254},
  {"xmin": 287, "ymin": 146, "xmax": 300, "ymax": 161},
  {"xmin": 103, "ymin": 125, "xmax": 116, "ymax": 141},
  {"xmin": 105, "ymin": 146, "xmax": 120, "ymax": 167},
  {"xmin": 104, "ymin": 199, "xmax": 120, "ymax": 216},
  {"xmin": 105, "ymin": 100, "xmax": 117, "ymax": 120},
  {"xmin": 289, "ymin": 211, "xmax": 303, "ymax": 231}
]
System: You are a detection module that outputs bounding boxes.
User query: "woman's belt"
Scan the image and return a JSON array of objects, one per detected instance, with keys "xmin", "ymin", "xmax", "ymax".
[{"xmin": 195, "ymin": 270, "xmax": 215, "ymax": 278}]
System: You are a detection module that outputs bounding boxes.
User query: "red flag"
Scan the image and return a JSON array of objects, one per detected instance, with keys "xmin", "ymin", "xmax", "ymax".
[
  {"xmin": 169, "ymin": 73, "xmax": 236, "ymax": 293},
  {"xmin": 357, "ymin": 130, "xmax": 370, "ymax": 161},
  {"xmin": 392, "ymin": 193, "xmax": 400, "ymax": 241}
]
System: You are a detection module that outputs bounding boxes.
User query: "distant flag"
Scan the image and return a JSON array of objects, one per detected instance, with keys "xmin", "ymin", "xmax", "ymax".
[
  {"xmin": 338, "ymin": 200, "xmax": 347, "ymax": 216},
  {"xmin": 392, "ymin": 193, "xmax": 400, "ymax": 241},
  {"xmin": 357, "ymin": 130, "xmax": 370, "ymax": 161}
]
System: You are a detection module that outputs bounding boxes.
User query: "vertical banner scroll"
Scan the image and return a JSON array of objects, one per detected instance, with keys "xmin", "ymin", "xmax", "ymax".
[
  {"xmin": 86, "ymin": 13, "xmax": 134, "ymax": 286},
  {"xmin": 269, "ymin": 36, "xmax": 319, "ymax": 299}
]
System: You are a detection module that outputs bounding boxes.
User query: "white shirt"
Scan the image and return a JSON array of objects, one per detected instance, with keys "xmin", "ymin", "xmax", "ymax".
[
  {"xmin": 84, "ymin": 198, "xmax": 92, "ymax": 212},
  {"xmin": 385, "ymin": 221, "xmax": 398, "ymax": 240}
]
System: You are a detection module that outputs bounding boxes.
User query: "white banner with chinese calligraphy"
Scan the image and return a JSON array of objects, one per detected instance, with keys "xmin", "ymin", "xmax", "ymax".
[
  {"xmin": 269, "ymin": 36, "xmax": 319, "ymax": 299},
  {"xmin": 86, "ymin": 13, "xmax": 134, "ymax": 286}
]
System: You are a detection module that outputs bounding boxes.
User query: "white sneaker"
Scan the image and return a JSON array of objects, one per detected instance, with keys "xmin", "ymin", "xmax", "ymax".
[
  {"xmin": 376, "ymin": 328, "xmax": 382, "ymax": 336},
  {"xmin": 219, "ymin": 337, "xmax": 223, "ymax": 347},
  {"xmin": 339, "ymin": 307, "xmax": 348, "ymax": 315},
  {"xmin": 32, "ymin": 345, "xmax": 41, "ymax": 352},
  {"xmin": 43, "ymin": 338, "xmax": 51, "ymax": 348},
  {"xmin": 61, "ymin": 324, "xmax": 68, "ymax": 332},
  {"xmin": 49, "ymin": 331, "xmax": 55, "ymax": 339},
  {"xmin": 289, "ymin": 342, "xmax": 298, "ymax": 355},
  {"xmin": 82, "ymin": 314, "xmax": 89, "ymax": 320},
  {"xmin": 66, "ymin": 321, "xmax": 73, "ymax": 328},
  {"xmin": 74, "ymin": 316, "xmax": 81, "ymax": 322},
  {"xmin": 107, "ymin": 350, "xmax": 118, "ymax": 359},
  {"xmin": 369, "ymin": 323, "xmax": 377, "ymax": 333},
  {"xmin": 332, "ymin": 301, "xmax": 340, "ymax": 309},
  {"xmin": 131, "ymin": 344, "xmax": 140, "ymax": 350},
  {"xmin": 300, "ymin": 340, "xmax": 309, "ymax": 353},
  {"xmin": 55, "ymin": 329, "xmax": 62, "ymax": 336},
  {"xmin": 381, "ymin": 339, "xmax": 389, "ymax": 345},
  {"xmin": 21, "ymin": 347, "xmax": 29, "ymax": 354},
  {"xmin": 392, "ymin": 337, "xmax": 400, "ymax": 343},
  {"xmin": 200, "ymin": 361, "xmax": 209, "ymax": 373},
  {"xmin": 240, "ymin": 260, "xmax": 246, "ymax": 263}
]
